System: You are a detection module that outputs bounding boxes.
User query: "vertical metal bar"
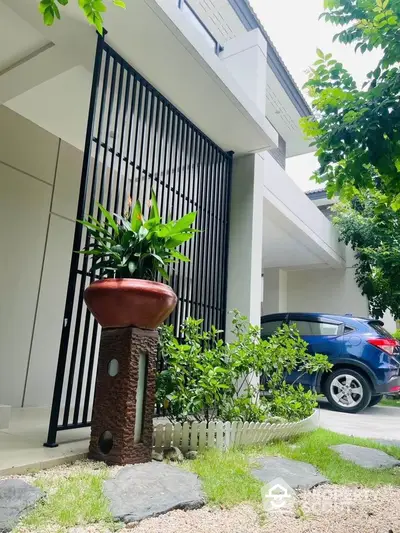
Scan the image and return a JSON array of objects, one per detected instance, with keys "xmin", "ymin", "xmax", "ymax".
[
  {"xmin": 121, "ymin": 74, "xmax": 136, "ymax": 210},
  {"xmin": 114, "ymin": 66, "xmax": 129, "ymax": 214},
  {"xmin": 205, "ymin": 145, "xmax": 215, "ymax": 330},
  {"xmin": 187, "ymin": 128, "xmax": 199, "ymax": 319},
  {"xmin": 193, "ymin": 136, "xmax": 207, "ymax": 321},
  {"xmin": 172, "ymin": 116, "xmax": 182, "ymax": 222},
  {"xmin": 89, "ymin": 49, "xmax": 110, "ymax": 210},
  {"xmin": 130, "ymin": 82, "xmax": 144, "ymax": 200},
  {"xmin": 165, "ymin": 111, "xmax": 177, "ymax": 224},
  {"xmin": 44, "ymin": 34, "xmax": 104, "ymax": 447},
  {"xmin": 171, "ymin": 116, "xmax": 183, "ymax": 324},
  {"xmin": 213, "ymin": 151, "xmax": 220, "ymax": 329},
  {"xmin": 171, "ymin": 120, "xmax": 187, "ymax": 328},
  {"xmin": 218, "ymin": 155, "xmax": 228, "ymax": 331},
  {"xmin": 136, "ymin": 86, "xmax": 149, "ymax": 204},
  {"xmin": 155, "ymin": 101, "xmax": 166, "ymax": 200},
  {"xmin": 148, "ymin": 97, "xmax": 161, "ymax": 208},
  {"xmin": 178, "ymin": 124, "xmax": 193, "ymax": 326},
  {"xmin": 103, "ymin": 58, "xmax": 118, "ymax": 209},
  {"xmin": 221, "ymin": 152, "xmax": 234, "ymax": 334},
  {"xmin": 205, "ymin": 147, "xmax": 216, "ymax": 329},
  {"xmin": 161, "ymin": 106, "xmax": 173, "ymax": 222},
  {"xmin": 200, "ymin": 141, "xmax": 213, "ymax": 329},
  {"xmin": 191, "ymin": 134, "xmax": 203, "ymax": 320},
  {"xmin": 215, "ymin": 152, "xmax": 225, "ymax": 331},
  {"xmin": 106, "ymin": 61, "xmax": 124, "ymax": 209},
  {"xmin": 142, "ymin": 92, "xmax": 155, "ymax": 208}
]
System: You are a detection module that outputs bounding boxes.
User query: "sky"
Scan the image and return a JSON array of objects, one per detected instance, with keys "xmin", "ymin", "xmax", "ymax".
[{"xmin": 249, "ymin": 0, "xmax": 381, "ymax": 191}]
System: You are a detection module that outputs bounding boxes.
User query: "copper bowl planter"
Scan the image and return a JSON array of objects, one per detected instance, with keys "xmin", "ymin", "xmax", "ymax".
[{"xmin": 84, "ymin": 278, "xmax": 177, "ymax": 330}]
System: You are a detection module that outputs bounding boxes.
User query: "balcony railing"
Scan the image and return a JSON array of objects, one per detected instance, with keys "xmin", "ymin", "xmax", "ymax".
[{"xmin": 178, "ymin": 0, "xmax": 224, "ymax": 56}]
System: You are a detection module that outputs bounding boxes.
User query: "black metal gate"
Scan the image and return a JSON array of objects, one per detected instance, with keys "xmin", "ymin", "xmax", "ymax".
[{"xmin": 45, "ymin": 33, "xmax": 233, "ymax": 446}]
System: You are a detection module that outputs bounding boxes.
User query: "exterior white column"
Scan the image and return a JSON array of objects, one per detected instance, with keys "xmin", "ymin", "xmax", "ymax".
[
  {"xmin": 226, "ymin": 153, "xmax": 264, "ymax": 332},
  {"xmin": 262, "ymin": 268, "xmax": 288, "ymax": 315}
]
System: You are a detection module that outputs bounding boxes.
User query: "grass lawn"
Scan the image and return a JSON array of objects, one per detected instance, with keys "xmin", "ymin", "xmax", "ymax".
[
  {"xmin": 185, "ymin": 428, "xmax": 400, "ymax": 507},
  {"xmin": 14, "ymin": 463, "xmax": 118, "ymax": 533},
  {"xmin": 12, "ymin": 429, "xmax": 400, "ymax": 530},
  {"xmin": 381, "ymin": 396, "xmax": 400, "ymax": 407}
]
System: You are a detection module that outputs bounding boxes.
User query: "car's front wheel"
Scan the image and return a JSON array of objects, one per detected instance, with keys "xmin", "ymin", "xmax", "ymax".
[{"xmin": 324, "ymin": 368, "xmax": 372, "ymax": 413}]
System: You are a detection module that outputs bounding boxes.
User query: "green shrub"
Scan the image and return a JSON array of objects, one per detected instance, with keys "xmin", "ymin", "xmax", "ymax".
[
  {"xmin": 157, "ymin": 310, "xmax": 332, "ymax": 423},
  {"xmin": 393, "ymin": 329, "xmax": 400, "ymax": 341}
]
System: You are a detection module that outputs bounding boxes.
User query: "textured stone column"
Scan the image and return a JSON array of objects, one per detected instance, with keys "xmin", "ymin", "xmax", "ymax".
[{"xmin": 89, "ymin": 327, "xmax": 158, "ymax": 465}]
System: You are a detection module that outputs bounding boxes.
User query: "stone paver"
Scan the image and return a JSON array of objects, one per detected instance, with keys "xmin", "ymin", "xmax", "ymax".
[
  {"xmin": 103, "ymin": 462, "xmax": 205, "ymax": 523},
  {"xmin": 251, "ymin": 457, "xmax": 329, "ymax": 490},
  {"xmin": 0, "ymin": 479, "xmax": 43, "ymax": 532},
  {"xmin": 330, "ymin": 443, "xmax": 400, "ymax": 468}
]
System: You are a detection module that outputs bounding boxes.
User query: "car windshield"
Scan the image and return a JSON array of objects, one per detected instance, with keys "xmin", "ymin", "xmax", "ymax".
[{"xmin": 368, "ymin": 321, "xmax": 394, "ymax": 339}]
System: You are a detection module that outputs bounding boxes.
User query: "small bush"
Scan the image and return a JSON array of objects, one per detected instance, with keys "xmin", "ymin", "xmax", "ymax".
[{"xmin": 157, "ymin": 310, "xmax": 331, "ymax": 423}]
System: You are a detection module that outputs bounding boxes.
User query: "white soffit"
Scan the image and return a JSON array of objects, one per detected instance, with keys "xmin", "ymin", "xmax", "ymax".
[{"xmin": 0, "ymin": 1, "xmax": 51, "ymax": 73}]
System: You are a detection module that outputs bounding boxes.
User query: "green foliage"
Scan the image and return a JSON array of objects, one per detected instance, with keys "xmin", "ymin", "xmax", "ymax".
[
  {"xmin": 38, "ymin": 0, "xmax": 126, "ymax": 34},
  {"xmin": 157, "ymin": 311, "xmax": 332, "ymax": 423},
  {"xmin": 332, "ymin": 194, "xmax": 400, "ymax": 318},
  {"xmin": 267, "ymin": 382, "xmax": 320, "ymax": 421},
  {"xmin": 392, "ymin": 329, "xmax": 400, "ymax": 340},
  {"xmin": 304, "ymin": 0, "xmax": 400, "ymax": 318},
  {"xmin": 302, "ymin": 0, "xmax": 400, "ymax": 209},
  {"xmin": 77, "ymin": 190, "xmax": 197, "ymax": 281}
]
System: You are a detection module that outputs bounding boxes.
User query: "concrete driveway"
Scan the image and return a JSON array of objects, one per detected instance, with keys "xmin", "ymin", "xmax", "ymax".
[{"xmin": 318, "ymin": 401, "xmax": 400, "ymax": 444}]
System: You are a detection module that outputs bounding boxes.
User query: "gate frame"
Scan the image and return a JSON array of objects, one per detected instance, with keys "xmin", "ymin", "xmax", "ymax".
[{"xmin": 44, "ymin": 32, "xmax": 233, "ymax": 448}]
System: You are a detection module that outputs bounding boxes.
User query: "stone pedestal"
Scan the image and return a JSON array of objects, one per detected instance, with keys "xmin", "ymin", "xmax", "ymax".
[{"xmin": 89, "ymin": 326, "xmax": 158, "ymax": 465}]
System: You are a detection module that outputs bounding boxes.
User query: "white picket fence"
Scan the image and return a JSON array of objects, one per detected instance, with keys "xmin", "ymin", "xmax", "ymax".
[{"xmin": 152, "ymin": 410, "xmax": 319, "ymax": 453}]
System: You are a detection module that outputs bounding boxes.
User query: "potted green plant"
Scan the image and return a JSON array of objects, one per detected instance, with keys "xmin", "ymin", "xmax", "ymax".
[{"xmin": 78, "ymin": 191, "xmax": 197, "ymax": 330}]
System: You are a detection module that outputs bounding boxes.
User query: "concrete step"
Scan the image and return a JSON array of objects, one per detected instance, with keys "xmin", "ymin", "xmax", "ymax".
[{"xmin": 0, "ymin": 405, "xmax": 11, "ymax": 430}]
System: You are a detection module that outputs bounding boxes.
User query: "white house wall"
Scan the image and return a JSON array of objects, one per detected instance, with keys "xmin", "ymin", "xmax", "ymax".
[
  {"xmin": 0, "ymin": 106, "xmax": 83, "ymax": 407},
  {"xmin": 286, "ymin": 267, "xmax": 369, "ymax": 318}
]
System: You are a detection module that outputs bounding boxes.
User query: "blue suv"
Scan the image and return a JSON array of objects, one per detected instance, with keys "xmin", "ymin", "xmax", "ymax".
[{"xmin": 261, "ymin": 312, "xmax": 400, "ymax": 413}]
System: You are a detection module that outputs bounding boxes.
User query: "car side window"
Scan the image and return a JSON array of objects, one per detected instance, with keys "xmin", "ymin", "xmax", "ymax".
[
  {"xmin": 289, "ymin": 320, "xmax": 341, "ymax": 336},
  {"xmin": 261, "ymin": 320, "xmax": 283, "ymax": 338}
]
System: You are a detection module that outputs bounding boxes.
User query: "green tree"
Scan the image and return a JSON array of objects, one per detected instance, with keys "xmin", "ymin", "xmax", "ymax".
[
  {"xmin": 302, "ymin": 0, "xmax": 400, "ymax": 318},
  {"xmin": 301, "ymin": 0, "xmax": 400, "ymax": 209},
  {"xmin": 332, "ymin": 193, "xmax": 400, "ymax": 318},
  {"xmin": 38, "ymin": 0, "xmax": 126, "ymax": 34}
]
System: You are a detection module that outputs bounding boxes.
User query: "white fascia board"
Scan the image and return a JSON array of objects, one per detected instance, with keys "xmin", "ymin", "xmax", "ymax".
[{"xmin": 262, "ymin": 151, "xmax": 346, "ymax": 267}]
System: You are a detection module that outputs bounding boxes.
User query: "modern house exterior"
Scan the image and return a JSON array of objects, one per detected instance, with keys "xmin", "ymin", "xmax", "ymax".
[{"xmin": 0, "ymin": 0, "xmax": 384, "ymax": 442}]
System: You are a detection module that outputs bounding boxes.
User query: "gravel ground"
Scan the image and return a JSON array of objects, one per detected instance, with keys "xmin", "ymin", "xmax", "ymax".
[
  {"xmin": 124, "ymin": 484, "xmax": 400, "ymax": 533},
  {"xmin": 6, "ymin": 461, "xmax": 400, "ymax": 533}
]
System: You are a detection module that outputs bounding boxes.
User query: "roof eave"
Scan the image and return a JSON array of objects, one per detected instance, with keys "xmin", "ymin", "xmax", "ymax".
[{"xmin": 227, "ymin": 0, "xmax": 312, "ymax": 118}]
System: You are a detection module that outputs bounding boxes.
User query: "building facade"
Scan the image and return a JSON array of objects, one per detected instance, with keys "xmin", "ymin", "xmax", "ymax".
[{"xmin": 0, "ymin": 0, "xmax": 382, "ymax": 441}]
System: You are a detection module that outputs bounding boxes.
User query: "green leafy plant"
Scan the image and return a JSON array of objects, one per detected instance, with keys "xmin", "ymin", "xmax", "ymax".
[
  {"xmin": 301, "ymin": 0, "xmax": 400, "ymax": 210},
  {"xmin": 301, "ymin": 0, "xmax": 400, "ymax": 319},
  {"xmin": 78, "ymin": 191, "xmax": 197, "ymax": 280},
  {"xmin": 157, "ymin": 311, "xmax": 332, "ymax": 423},
  {"xmin": 332, "ymin": 194, "xmax": 400, "ymax": 318},
  {"xmin": 38, "ymin": 0, "xmax": 126, "ymax": 34}
]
